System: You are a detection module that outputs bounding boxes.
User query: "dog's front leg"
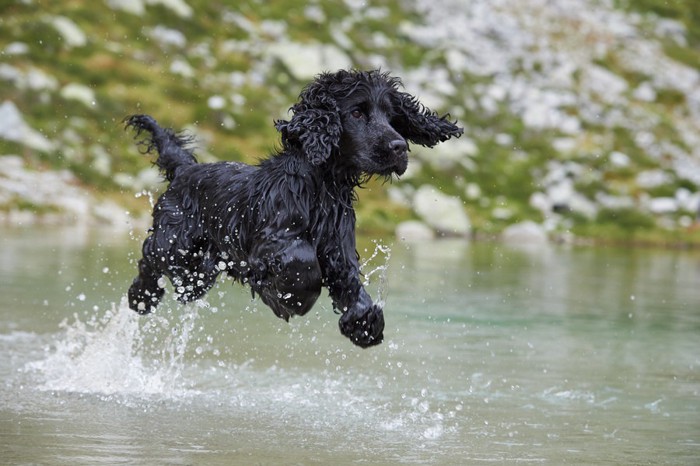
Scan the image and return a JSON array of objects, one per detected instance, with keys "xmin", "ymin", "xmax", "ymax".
[
  {"xmin": 337, "ymin": 285, "xmax": 385, "ymax": 348},
  {"xmin": 321, "ymin": 244, "xmax": 385, "ymax": 348}
]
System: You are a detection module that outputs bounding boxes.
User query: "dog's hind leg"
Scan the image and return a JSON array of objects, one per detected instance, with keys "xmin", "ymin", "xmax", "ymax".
[
  {"xmin": 171, "ymin": 239, "xmax": 221, "ymax": 304},
  {"xmin": 128, "ymin": 237, "xmax": 165, "ymax": 314}
]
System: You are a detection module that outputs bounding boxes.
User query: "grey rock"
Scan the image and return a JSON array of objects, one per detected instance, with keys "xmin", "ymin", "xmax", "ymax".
[
  {"xmin": 413, "ymin": 185, "xmax": 471, "ymax": 236},
  {"xmin": 502, "ymin": 221, "xmax": 549, "ymax": 245},
  {"xmin": 396, "ymin": 221, "xmax": 435, "ymax": 241},
  {"xmin": 0, "ymin": 101, "xmax": 54, "ymax": 152}
]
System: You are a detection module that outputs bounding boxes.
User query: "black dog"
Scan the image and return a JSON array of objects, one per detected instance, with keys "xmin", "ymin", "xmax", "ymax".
[{"xmin": 125, "ymin": 69, "xmax": 462, "ymax": 348}]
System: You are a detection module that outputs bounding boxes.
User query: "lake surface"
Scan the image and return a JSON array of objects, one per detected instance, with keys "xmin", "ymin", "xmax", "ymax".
[{"xmin": 1, "ymin": 225, "xmax": 699, "ymax": 465}]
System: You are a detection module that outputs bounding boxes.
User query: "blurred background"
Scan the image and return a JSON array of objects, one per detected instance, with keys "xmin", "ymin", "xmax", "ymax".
[{"xmin": 1, "ymin": 0, "xmax": 699, "ymax": 245}]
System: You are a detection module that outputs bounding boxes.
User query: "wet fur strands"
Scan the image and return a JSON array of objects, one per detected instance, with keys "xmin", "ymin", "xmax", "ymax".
[{"xmin": 125, "ymin": 69, "xmax": 462, "ymax": 348}]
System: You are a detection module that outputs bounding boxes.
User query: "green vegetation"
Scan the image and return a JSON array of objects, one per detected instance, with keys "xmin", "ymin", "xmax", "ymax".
[{"xmin": 1, "ymin": 0, "xmax": 699, "ymax": 246}]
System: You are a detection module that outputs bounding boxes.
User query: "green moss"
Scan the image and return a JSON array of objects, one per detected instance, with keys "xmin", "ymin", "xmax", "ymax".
[
  {"xmin": 664, "ymin": 41, "xmax": 700, "ymax": 69},
  {"xmin": 2, "ymin": 0, "xmax": 699, "ymax": 246},
  {"xmin": 616, "ymin": 0, "xmax": 700, "ymax": 46},
  {"xmin": 0, "ymin": 198, "xmax": 62, "ymax": 215},
  {"xmin": 655, "ymin": 88, "xmax": 687, "ymax": 107},
  {"xmin": 592, "ymin": 53, "xmax": 649, "ymax": 88},
  {"xmin": 596, "ymin": 207, "xmax": 656, "ymax": 230}
]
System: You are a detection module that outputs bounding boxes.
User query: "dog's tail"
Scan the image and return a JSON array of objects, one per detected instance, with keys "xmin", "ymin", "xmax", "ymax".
[{"xmin": 125, "ymin": 114, "xmax": 197, "ymax": 182}]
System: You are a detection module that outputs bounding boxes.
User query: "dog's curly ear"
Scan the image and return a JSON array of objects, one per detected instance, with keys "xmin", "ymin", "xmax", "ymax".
[
  {"xmin": 391, "ymin": 91, "xmax": 464, "ymax": 147},
  {"xmin": 275, "ymin": 79, "xmax": 341, "ymax": 165}
]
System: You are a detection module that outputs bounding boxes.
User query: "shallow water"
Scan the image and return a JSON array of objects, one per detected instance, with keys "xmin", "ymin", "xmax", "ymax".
[{"xmin": 1, "ymin": 226, "xmax": 699, "ymax": 465}]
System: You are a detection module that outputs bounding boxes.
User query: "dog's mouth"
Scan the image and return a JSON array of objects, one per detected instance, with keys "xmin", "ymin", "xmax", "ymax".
[
  {"xmin": 368, "ymin": 157, "xmax": 407, "ymax": 178},
  {"xmin": 349, "ymin": 139, "xmax": 409, "ymax": 177},
  {"xmin": 392, "ymin": 153, "xmax": 408, "ymax": 176},
  {"xmin": 373, "ymin": 140, "xmax": 408, "ymax": 177}
]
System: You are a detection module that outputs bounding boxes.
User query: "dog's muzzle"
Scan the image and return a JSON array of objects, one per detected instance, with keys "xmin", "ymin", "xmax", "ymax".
[{"xmin": 389, "ymin": 139, "xmax": 408, "ymax": 175}]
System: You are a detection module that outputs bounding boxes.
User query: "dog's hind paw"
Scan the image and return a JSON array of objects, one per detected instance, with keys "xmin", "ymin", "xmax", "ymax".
[
  {"xmin": 338, "ymin": 304, "xmax": 384, "ymax": 348},
  {"xmin": 128, "ymin": 278, "xmax": 164, "ymax": 315}
]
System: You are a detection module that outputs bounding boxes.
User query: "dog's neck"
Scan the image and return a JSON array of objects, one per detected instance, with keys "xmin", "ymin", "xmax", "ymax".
[{"xmin": 279, "ymin": 146, "xmax": 365, "ymax": 189}]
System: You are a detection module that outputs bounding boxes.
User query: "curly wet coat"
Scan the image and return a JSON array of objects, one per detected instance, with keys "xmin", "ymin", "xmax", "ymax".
[{"xmin": 125, "ymin": 69, "xmax": 462, "ymax": 348}]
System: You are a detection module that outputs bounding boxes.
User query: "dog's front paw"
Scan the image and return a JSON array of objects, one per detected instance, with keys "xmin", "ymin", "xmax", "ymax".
[{"xmin": 338, "ymin": 304, "xmax": 384, "ymax": 348}]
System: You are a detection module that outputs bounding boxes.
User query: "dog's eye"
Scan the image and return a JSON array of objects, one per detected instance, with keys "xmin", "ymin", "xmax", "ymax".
[{"xmin": 351, "ymin": 109, "xmax": 363, "ymax": 119}]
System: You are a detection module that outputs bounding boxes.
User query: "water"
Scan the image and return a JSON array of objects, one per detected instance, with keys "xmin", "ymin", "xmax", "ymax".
[{"xmin": 1, "ymin": 226, "xmax": 699, "ymax": 464}]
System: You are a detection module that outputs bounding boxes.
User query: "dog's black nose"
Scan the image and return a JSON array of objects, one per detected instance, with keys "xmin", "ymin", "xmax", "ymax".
[{"xmin": 389, "ymin": 139, "xmax": 407, "ymax": 156}]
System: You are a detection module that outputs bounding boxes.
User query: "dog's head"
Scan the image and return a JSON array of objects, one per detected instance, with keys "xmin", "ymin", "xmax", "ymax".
[{"xmin": 275, "ymin": 70, "xmax": 463, "ymax": 177}]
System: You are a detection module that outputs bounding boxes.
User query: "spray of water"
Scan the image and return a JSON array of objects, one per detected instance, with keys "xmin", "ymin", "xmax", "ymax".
[
  {"xmin": 21, "ymin": 271, "xmax": 456, "ymax": 445},
  {"xmin": 360, "ymin": 240, "xmax": 392, "ymax": 308},
  {"xmin": 25, "ymin": 297, "xmax": 204, "ymax": 398}
]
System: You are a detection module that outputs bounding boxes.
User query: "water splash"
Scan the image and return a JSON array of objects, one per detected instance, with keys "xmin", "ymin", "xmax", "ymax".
[
  {"xmin": 25, "ymin": 297, "xmax": 203, "ymax": 399},
  {"xmin": 360, "ymin": 240, "xmax": 392, "ymax": 307},
  {"xmin": 134, "ymin": 189, "xmax": 156, "ymax": 208}
]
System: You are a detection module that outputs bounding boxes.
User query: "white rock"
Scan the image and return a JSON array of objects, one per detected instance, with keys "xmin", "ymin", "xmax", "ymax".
[
  {"xmin": 106, "ymin": 0, "xmax": 145, "ymax": 15},
  {"xmin": 4, "ymin": 42, "xmax": 29, "ymax": 55},
  {"xmin": 495, "ymin": 133, "xmax": 513, "ymax": 146},
  {"xmin": 90, "ymin": 145, "xmax": 112, "ymax": 176},
  {"xmin": 647, "ymin": 197, "xmax": 677, "ymax": 214},
  {"xmin": 632, "ymin": 82, "xmax": 657, "ymax": 102},
  {"xmin": 26, "ymin": 68, "xmax": 59, "ymax": 91},
  {"xmin": 207, "ymin": 95, "xmax": 226, "ymax": 110},
  {"xmin": 415, "ymin": 137, "xmax": 477, "ymax": 170},
  {"xmin": 552, "ymin": 138, "xmax": 576, "ymax": 154},
  {"xmin": 92, "ymin": 201, "xmax": 131, "ymax": 226},
  {"xmin": 170, "ymin": 58, "xmax": 194, "ymax": 78},
  {"xmin": 60, "ymin": 83, "xmax": 96, "ymax": 108},
  {"xmin": 502, "ymin": 221, "xmax": 548, "ymax": 245},
  {"xmin": 568, "ymin": 193, "xmax": 598, "ymax": 219},
  {"xmin": 582, "ymin": 64, "xmax": 629, "ymax": 104},
  {"xmin": 413, "ymin": 185, "xmax": 470, "ymax": 236},
  {"xmin": 50, "ymin": 16, "xmax": 87, "ymax": 48},
  {"xmin": 675, "ymin": 188, "xmax": 700, "ymax": 213},
  {"xmin": 0, "ymin": 101, "xmax": 54, "ymax": 152},
  {"xmin": 0, "ymin": 155, "xmax": 98, "ymax": 225},
  {"xmin": 465, "ymin": 183, "xmax": 481, "ymax": 200},
  {"xmin": 396, "ymin": 221, "xmax": 435, "ymax": 241},
  {"xmin": 636, "ymin": 169, "xmax": 672, "ymax": 189},
  {"xmin": 266, "ymin": 42, "xmax": 351, "ymax": 81},
  {"xmin": 0, "ymin": 64, "xmax": 58, "ymax": 92},
  {"xmin": 304, "ymin": 5, "xmax": 326, "ymax": 23},
  {"xmin": 492, "ymin": 207, "xmax": 513, "ymax": 220},
  {"xmin": 445, "ymin": 49, "xmax": 469, "ymax": 74},
  {"xmin": 596, "ymin": 193, "xmax": 635, "ymax": 210},
  {"xmin": 0, "ymin": 64, "xmax": 21, "ymax": 85},
  {"xmin": 260, "ymin": 20, "xmax": 287, "ymax": 39},
  {"xmin": 655, "ymin": 18, "xmax": 687, "ymax": 46},
  {"xmin": 547, "ymin": 178, "xmax": 575, "ymax": 207},
  {"xmin": 529, "ymin": 192, "xmax": 551, "ymax": 215},
  {"xmin": 149, "ymin": 25, "xmax": 187, "ymax": 48},
  {"xmin": 386, "ymin": 186, "xmax": 411, "ymax": 207},
  {"xmin": 609, "ymin": 151, "xmax": 630, "ymax": 167},
  {"xmin": 330, "ymin": 28, "xmax": 353, "ymax": 50}
]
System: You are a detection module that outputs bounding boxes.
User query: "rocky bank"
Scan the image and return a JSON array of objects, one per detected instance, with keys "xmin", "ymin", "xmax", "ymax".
[{"xmin": 1, "ymin": 0, "xmax": 699, "ymax": 243}]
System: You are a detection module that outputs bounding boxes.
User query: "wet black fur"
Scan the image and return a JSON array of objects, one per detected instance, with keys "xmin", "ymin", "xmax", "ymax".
[{"xmin": 125, "ymin": 69, "xmax": 462, "ymax": 348}]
